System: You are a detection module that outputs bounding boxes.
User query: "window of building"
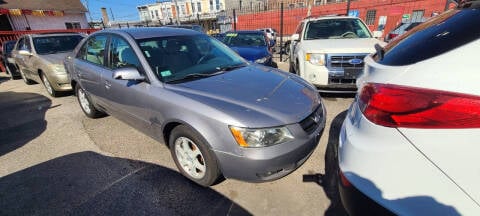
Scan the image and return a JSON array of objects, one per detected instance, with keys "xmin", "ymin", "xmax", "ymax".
[
  {"xmin": 216, "ymin": 0, "xmax": 220, "ymax": 10},
  {"xmin": 366, "ymin": 9, "xmax": 376, "ymax": 25},
  {"xmin": 209, "ymin": 0, "xmax": 214, "ymax": 11},
  {"xmin": 197, "ymin": 2, "xmax": 202, "ymax": 12},
  {"xmin": 180, "ymin": 5, "xmax": 186, "ymax": 15},
  {"xmin": 155, "ymin": 10, "xmax": 159, "ymax": 18},
  {"xmin": 65, "ymin": 22, "xmax": 81, "ymax": 29},
  {"xmin": 412, "ymin": 10, "xmax": 425, "ymax": 22},
  {"xmin": 151, "ymin": 10, "xmax": 155, "ymax": 19}
]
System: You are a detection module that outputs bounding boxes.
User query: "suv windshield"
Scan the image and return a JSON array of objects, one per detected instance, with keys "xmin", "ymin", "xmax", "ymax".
[
  {"xmin": 33, "ymin": 35, "xmax": 84, "ymax": 55},
  {"xmin": 137, "ymin": 34, "xmax": 246, "ymax": 83},
  {"xmin": 223, "ymin": 33, "xmax": 267, "ymax": 47},
  {"xmin": 304, "ymin": 18, "xmax": 372, "ymax": 40}
]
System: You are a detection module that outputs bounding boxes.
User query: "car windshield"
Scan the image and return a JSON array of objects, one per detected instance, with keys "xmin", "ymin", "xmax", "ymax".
[
  {"xmin": 304, "ymin": 18, "xmax": 372, "ymax": 40},
  {"xmin": 33, "ymin": 35, "xmax": 83, "ymax": 55},
  {"xmin": 137, "ymin": 34, "xmax": 246, "ymax": 83},
  {"xmin": 223, "ymin": 33, "xmax": 267, "ymax": 47}
]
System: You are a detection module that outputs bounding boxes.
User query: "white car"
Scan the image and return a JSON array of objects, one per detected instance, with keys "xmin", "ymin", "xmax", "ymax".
[
  {"xmin": 336, "ymin": 3, "xmax": 480, "ymax": 215},
  {"xmin": 289, "ymin": 16, "xmax": 384, "ymax": 93},
  {"xmin": 257, "ymin": 27, "xmax": 277, "ymax": 42}
]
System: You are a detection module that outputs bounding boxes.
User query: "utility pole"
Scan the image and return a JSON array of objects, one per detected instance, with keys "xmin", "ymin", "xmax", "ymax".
[
  {"xmin": 173, "ymin": 0, "xmax": 181, "ymax": 25},
  {"xmin": 307, "ymin": 0, "xmax": 313, "ymax": 17},
  {"xmin": 110, "ymin": 8, "xmax": 115, "ymax": 21}
]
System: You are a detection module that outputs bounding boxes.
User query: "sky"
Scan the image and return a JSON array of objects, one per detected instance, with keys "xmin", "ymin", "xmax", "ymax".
[{"xmin": 82, "ymin": 0, "xmax": 158, "ymax": 22}]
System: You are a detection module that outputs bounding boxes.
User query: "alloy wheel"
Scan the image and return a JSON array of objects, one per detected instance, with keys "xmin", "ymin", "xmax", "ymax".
[
  {"xmin": 77, "ymin": 87, "xmax": 91, "ymax": 114},
  {"xmin": 174, "ymin": 136, "xmax": 206, "ymax": 179}
]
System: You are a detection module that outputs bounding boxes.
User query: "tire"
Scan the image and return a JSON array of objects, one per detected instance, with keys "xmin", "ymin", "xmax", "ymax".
[
  {"xmin": 169, "ymin": 125, "xmax": 222, "ymax": 186},
  {"xmin": 289, "ymin": 60, "xmax": 295, "ymax": 73},
  {"xmin": 76, "ymin": 83, "xmax": 105, "ymax": 118},
  {"xmin": 18, "ymin": 67, "xmax": 33, "ymax": 85},
  {"xmin": 41, "ymin": 73, "xmax": 59, "ymax": 97}
]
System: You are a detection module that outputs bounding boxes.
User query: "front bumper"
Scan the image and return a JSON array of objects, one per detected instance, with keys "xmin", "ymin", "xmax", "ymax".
[
  {"xmin": 46, "ymin": 73, "xmax": 72, "ymax": 91},
  {"xmin": 338, "ymin": 102, "xmax": 480, "ymax": 215},
  {"xmin": 215, "ymin": 104, "xmax": 326, "ymax": 182},
  {"xmin": 303, "ymin": 63, "xmax": 358, "ymax": 93}
]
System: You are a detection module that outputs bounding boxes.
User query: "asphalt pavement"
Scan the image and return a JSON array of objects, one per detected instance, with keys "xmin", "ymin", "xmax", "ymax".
[{"xmin": 0, "ymin": 62, "xmax": 354, "ymax": 216}]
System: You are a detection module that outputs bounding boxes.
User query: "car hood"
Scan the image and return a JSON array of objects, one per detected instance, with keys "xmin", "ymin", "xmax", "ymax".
[
  {"xmin": 229, "ymin": 46, "xmax": 270, "ymax": 61},
  {"xmin": 300, "ymin": 38, "xmax": 382, "ymax": 53},
  {"xmin": 40, "ymin": 52, "xmax": 71, "ymax": 65},
  {"xmin": 166, "ymin": 65, "xmax": 321, "ymax": 127}
]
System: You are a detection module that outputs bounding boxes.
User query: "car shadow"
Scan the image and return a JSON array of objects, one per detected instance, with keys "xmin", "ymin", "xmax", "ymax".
[
  {"xmin": 320, "ymin": 92, "xmax": 356, "ymax": 99},
  {"xmin": 0, "ymin": 75, "xmax": 10, "ymax": 84},
  {"xmin": 0, "ymin": 91, "xmax": 51, "ymax": 156},
  {"xmin": 0, "ymin": 151, "xmax": 252, "ymax": 216}
]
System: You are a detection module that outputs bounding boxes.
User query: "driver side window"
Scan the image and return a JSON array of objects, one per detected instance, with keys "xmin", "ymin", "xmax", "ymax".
[{"xmin": 109, "ymin": 36, "xmax": 141, "ymax": 70}]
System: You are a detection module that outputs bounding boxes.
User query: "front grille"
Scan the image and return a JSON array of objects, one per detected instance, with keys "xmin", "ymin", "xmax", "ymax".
[
  {"xmin": 299, "ymin": 106, "xmax": 323, "ymax": 134},
  {"xmin": 329, "ymin": 54, "xmax": 367, "ymax": 69}
]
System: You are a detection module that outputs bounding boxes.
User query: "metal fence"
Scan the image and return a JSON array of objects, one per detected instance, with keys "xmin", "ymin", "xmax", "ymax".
[{"xmin": 223, "ymin": 0, "xmax": 455, "ymax": 60}]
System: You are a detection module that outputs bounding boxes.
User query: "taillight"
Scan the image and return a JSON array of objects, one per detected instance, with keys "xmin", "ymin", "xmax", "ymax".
[
  {"xmin": 358, "ymin": 83, "xmax": 480, "ymax": 128},
  {"xmin": 388, "ymin": 33, "xmax": 398, "ymax": 40}
]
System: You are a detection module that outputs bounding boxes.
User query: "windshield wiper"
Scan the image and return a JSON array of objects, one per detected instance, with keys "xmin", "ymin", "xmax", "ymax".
[
  {"xmin": 215, "ymin": 63, "xmax": 247, "ymax": 72},
  {"xmin": 166, "ymin": 71, "xmax": 226, "ymax": 83}
]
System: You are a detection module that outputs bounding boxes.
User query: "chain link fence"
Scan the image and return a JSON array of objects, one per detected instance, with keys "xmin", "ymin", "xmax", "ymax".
[{"xmin": 222, "ymin": 0, "xmax": 455, "ymax": 61}]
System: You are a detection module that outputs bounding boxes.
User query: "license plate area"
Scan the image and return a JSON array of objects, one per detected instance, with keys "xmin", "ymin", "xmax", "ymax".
[{"xmin": 344, "ymin": 68, "xmax": 362, "ymax": 79}]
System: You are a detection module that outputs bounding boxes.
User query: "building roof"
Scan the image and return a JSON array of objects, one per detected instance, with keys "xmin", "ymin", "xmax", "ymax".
[{"xmin": 0, "ymin": 0, "xmax": 87, "ymax": 12}]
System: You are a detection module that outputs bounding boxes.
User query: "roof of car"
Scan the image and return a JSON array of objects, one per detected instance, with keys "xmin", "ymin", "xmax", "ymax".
[
  {"xmin": 97, "ymin": 27, "xmax": 202, "ymax": 39},
  {"xmin": 226, "ymin": 30, "xmax": 264, "ymax": 34},
  {"xmin": 304, "ymin": 15, "xmax": 358, "ymax": 22},
  {"xmin": 29, "ymin": 32, "xmax": 85, "ymax": 38}
]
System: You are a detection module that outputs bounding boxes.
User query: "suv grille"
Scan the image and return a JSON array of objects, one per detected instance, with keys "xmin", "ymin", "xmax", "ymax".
[
  {"xmin": 329, "ymin": 55, "xmax": 367, "ymax": 69},
  {"xmin": 299, "ymin": 105, "xmax": 323, "ymax": 134}
]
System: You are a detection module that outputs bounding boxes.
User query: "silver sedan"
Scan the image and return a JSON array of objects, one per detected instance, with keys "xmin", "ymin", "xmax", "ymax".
[{"xmin": 64, "ymin": 27, "xmax": 326, "ymax": 186}]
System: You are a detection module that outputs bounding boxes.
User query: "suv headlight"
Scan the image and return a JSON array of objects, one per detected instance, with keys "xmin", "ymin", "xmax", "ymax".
[
  {"xmin": 305, "ymin": 53, "xmax": 325, "ymax": 66},
  {"xmin": 255, "ymin": 56, "xmax": 270, "ymax": 64},
  {"xmin": 229, "ymin": 126, "xmax": 294, "ymax": 148}
]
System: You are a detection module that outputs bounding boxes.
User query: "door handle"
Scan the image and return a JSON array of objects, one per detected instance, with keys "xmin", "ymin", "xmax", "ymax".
[{"xmin": 105, "ymin": 81, "xmax": 111, "ymax": 89}]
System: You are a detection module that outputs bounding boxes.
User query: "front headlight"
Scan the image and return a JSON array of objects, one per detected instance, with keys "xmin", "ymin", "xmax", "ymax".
[
  {"xmin": 229, "ymin": 126, "xmax": 294, "ymax": 148},
  {"xmin": 305, "ymin": 53, "xmax": 325, "ymax": 66},
  {"xmin": 50, "ymin": 64, "xmax": 66, "ymax": 73},
  {"xmin": 255, "ymin": 56, "xmax": 269, "ymax": 64}
]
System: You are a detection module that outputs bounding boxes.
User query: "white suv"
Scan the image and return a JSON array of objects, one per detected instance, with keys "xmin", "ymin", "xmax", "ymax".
[{"xmin": 289, "ymin": 16, "xmax": 384, "ymax": 93}]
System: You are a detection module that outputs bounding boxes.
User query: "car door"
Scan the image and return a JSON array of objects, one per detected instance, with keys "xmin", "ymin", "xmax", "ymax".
[
  {"xmin": 13, "ymin": 37, "xmax": 31, "ymax": 78},
  {"xmin": 102, "ymin": 34, "xmax": 154, "ymax": 135},
  {"xmin": 73, "ymin": 34, "xmax": 111, "ymax": 109}
]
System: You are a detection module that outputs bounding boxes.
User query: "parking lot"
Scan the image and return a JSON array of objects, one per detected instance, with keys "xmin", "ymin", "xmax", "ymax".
[{"xmin": 0, "ymin": 61, "xmax": 354, "ymax": 215}]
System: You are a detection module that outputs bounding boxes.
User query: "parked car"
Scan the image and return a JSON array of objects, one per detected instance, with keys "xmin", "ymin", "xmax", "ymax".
[
  {"xmin": 12, "ymin": 33, "xmax": 84, "ymax": 96},
  {"xmin": 383, "ymin": 19, "xmax": 425, "ymax": 42},
  {"xmin": 64, "ymin": 27, "xmax": 326, "ymax": 186},
  {"xmin": 289, "ymin": 15, "xmax": 384, "ymax": 93},
  {"xmin": 222, "ymin": 30, "xmax": 277, "ymax": 68},
  {"xmin": 1, "ymin": 40, "xmax": 20, "ymax": 79},
  {"xmin": 164, "ymin": 24, "xmax": 204, "ymax": 32},
  {"xmin": 334, "ymin": 3, "xmax": 480, "ymax": 215},
  {"xmin": 257, "ymin": 27, "xmax": 277, "ymax": 43}
]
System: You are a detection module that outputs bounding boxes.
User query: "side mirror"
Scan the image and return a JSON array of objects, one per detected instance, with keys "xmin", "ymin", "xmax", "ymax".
[
  {"xmin": 19, "ymin": 50, "xmax": 32, "ymax": 56},
  {"xmin": 291, "ymin": 34, "xmax": 300, "ymax": 41},
  {"xmin": 113, "ymin": 67, "xmax": 145, "ymax": 81}
]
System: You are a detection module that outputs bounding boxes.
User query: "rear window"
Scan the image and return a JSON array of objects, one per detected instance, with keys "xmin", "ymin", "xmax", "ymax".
[{"xmin": 375, "ymin": 8, "xmax": 480, "ymax": 66}]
